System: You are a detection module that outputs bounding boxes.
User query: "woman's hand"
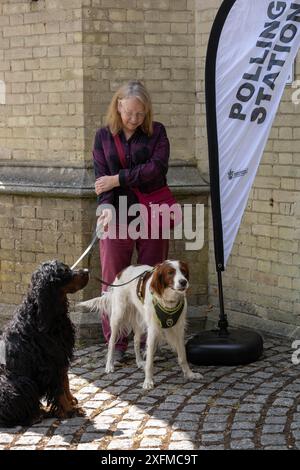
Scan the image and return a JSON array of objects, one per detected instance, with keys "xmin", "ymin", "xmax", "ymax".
[
  {"xmin": 95, "ymin": 175, "xmax": 120, "ymax": 195},
  {"xmin": 97, "ymin": 208, "xmax": 113, "ymax": 235}
]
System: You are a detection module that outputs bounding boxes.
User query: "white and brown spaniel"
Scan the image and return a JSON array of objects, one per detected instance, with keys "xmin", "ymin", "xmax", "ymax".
[{"xmin": 79, "ymin": 260, "xmax": 202, "ymax": 389}]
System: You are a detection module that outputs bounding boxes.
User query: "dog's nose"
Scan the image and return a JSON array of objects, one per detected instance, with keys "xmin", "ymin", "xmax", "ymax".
[
  {"xmin": 74, "ymin": 268, "xmax": 89, "ymax": 277},
  {"xmin": 179, "ymin": 279, "xmax": 187, "ymax": 287}
]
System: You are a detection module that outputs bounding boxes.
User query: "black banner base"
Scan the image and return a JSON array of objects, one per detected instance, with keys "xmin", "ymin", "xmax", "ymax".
[{"xmin": 186, "ymin": 329, "xmax": 264, "ymax": 366}]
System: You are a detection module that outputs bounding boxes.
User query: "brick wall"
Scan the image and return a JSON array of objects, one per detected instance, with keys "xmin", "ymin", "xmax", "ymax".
[
  {"xmin": 0, "ymin": 193, "xmax": 100, "ymax": 309},
  {"xmin": 0, "ymin": 0, "xmax": 84, "ymax": 165},
  {"xmin": 82, "ymin": 0, "xmax": 196, "ymax": 163},
  {"xmin": 197, "ymin": 0, "xmax": 300, "ymax": 329},
  {"xmin": 0, "ymin": 0, "xmax": 208, "ymax": 324},
  {"xmin": 0, "ymin": 0, "xmax": 197, "ymax": 166}
]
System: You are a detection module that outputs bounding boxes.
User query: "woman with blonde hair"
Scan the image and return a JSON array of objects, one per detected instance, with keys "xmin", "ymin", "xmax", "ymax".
[{"xmin": 93, "ymin": 80, "xmax": 170, "ymax": 362}]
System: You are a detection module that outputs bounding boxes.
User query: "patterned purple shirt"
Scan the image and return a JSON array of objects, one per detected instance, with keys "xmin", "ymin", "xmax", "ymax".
[{"xmin": 92, "ymin": 122, "xmax": 170, "ymax": 214}]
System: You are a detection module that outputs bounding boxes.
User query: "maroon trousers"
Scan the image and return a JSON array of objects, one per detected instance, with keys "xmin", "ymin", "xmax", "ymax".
[{"xmin": 99, "ymin": 228, "xmax": 169, "ymax": 351}]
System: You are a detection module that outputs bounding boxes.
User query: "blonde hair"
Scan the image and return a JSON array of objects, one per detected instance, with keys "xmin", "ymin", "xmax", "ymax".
[{"xmin": 105, "ymin": 80, "xmax": 153, "ymax": 136}]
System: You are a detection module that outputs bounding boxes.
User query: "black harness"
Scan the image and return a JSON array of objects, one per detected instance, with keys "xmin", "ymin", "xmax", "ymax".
[
  {"xmin": 136, "ymin": 270, "xmax": 185, "ymax": 329},
  {"xmin": 152, "ymin": 296, "xmax": 185, "ymax": 329}
]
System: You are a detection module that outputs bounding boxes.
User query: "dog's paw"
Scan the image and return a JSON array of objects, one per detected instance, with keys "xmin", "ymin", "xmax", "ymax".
[
  {"xmin": 105, "ymin": 364, "xmax": 114, "ymax": 374},
  {"xmin": 142, "ymin": 378, "xmax": 154, "ymax": 390},
  {"xmin": 49, "ymin": 404, "xmax": 68, "ymax": 419},
  {"xmin": 68, "ymin": 394, "xmax": 78, "ymax": 406},
  {"xmin": 136, "ymin": 359, "xmax": 145, "ymax": 370},
  {"xmin": 72, "ymin": 406, "xmax": 85, "ymax": 418},
  {"xmin": 51, "ymin": 404, "xmax": 85, "ymax": 420},
  {"xmin": 185, "ymin": 371, "xmax": 203, "ymax": 380}
]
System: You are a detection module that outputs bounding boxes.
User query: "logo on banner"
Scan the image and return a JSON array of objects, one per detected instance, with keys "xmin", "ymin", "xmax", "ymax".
[
  {"xmin": 229, "ymin": 2, "xmax": 300, "ymax": 125},
  {"xmin": 227, "ymin": 168, "xmax": 248, "ymax": 180}
]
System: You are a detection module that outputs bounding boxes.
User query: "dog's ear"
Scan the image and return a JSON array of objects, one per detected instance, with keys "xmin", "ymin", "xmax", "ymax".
[
  {"xmin": 30, "ymin": 261, "xmax": 70, "ymax": 332},
  {"xmin": 180, "ymin": 261, "xmax": 189, "ymax": 280},
  {"xmin": 36, "ymin": 284, "xmax": 60, "ymax": 332},
  {"xmin": 150, "ymin": 263, "xmax": 165, "ymax": 298}
]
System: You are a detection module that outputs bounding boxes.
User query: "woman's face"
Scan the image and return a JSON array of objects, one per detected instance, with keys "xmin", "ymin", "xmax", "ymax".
[{"xmin": 118, "ymin": 97, "xmax": 146, "ymax": 135}]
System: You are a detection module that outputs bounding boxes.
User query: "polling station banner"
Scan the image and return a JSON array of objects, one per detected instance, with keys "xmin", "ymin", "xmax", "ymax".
[{"xmin": 206, "ymin": 0, "xmax": 300, "ymax": 270}]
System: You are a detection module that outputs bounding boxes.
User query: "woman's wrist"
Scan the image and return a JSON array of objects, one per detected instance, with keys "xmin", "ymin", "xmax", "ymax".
[{"xmin": 114, "ymin": 174, "xmax": 120, "ymax": 187}]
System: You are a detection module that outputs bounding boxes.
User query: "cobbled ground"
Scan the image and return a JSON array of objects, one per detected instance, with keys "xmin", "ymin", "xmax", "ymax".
[{"xmin": 0, "ymin": 335, "xmax": 299, "ymax": 450}]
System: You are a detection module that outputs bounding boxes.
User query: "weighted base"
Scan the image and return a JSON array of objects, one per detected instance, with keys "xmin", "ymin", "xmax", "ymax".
[{"xmin": 186, "ymin": 329, "xmax": 264, "ymax": 366}]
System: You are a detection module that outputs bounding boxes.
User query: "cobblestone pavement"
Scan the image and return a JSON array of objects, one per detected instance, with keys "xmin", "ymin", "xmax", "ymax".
[{"xmin": 0, "ymin": 335, "xmax": 299, "ymax": 451}]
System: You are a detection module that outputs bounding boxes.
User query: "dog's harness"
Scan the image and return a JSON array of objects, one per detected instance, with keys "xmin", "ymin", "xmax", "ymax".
[
  {"xmin": 136, "ymin": 269, "xmax": 154, "ymax": 304},
  {"xmin": 136, "ymin": 269, "xmax": 185, "ymax": 329},
  {"xmin": 152, "ymin": 296, "xmax": 185, "ymax": 329}
]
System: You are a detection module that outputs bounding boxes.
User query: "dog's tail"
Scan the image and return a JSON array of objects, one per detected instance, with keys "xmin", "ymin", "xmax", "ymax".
[{"xmin": 77, "ymin": 291, "xmax": 112, "ymax": 318}]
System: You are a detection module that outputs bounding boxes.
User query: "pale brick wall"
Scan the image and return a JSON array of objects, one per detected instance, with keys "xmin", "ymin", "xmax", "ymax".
[
  {"xmin": 1, "ymin": 0, "xmax": 196, "ymax": 166},
  {"xmin": 0, "ymin": 193, "xmax": 100, "ymax": 308},
  {"xmin": 0, "ymin": 0, "xmax": 208, "ymax": 325},
  {"xmin": 195, "ymin": 0, "xmax": 220, "ymax": 180},
  {"xmin": 197, "ymin": 0, "xmax": 300, "ymax": 329},
  {"xmin": 82, "ymin": 0, "xmax": 196, "ymax": 163},
  {"xmin": 0, "ymin": 0, "xmax": 84, "ymax": 165}
]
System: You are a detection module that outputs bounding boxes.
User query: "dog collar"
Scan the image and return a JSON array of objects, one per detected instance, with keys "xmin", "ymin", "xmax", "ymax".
[
  {"xmin": 152, "ymin": 296, "xmax": 185, "ymax": 329},
  {"xmin": 137, "ymin": 269, "xmax": 155, "ymax": 304}
]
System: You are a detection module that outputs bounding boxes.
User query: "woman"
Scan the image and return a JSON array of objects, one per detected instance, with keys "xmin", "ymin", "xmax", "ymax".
[{"xmin": 93, "ymin": 80, "xmax": 170, "ymax": 362}]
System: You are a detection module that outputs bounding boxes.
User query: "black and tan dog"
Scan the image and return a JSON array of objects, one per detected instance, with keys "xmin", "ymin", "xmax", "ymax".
[{"xmin": 0, "ymin": 260, "xmax": 89, "ymax": 427}]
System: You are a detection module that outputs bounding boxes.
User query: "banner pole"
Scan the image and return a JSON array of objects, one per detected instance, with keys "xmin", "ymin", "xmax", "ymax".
[
  {"xmin": 186, "ymin": 0, "xmax": 267, "ymax": 366},
  {"xmin": 217, "ymin": 270, "xmax": 228, "ymax": 336}
]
